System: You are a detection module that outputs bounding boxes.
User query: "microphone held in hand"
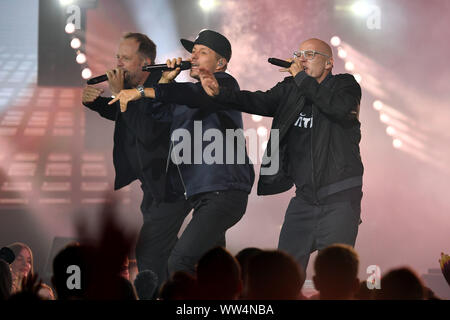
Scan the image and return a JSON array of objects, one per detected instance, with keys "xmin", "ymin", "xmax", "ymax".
[
  {"xmin": 268, "ymin": 58, "xmax": 292, "ymax": 68},
  {"xmin": 86, "ymin": 61, "xmax": 192, "ymax": 85},
  {"xmin": 142, "ymin": 61, "xmax": 191, "ymax": 72},
  {"xmin": 86, "ymin": 74, "xmax": 108, "ymax": 85}
]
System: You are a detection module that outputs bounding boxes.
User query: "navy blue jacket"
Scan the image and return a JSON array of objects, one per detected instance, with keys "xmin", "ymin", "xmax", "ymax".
[{"xmin": 154, "ymin": 72, "xmax": 255, "ymax": 199}]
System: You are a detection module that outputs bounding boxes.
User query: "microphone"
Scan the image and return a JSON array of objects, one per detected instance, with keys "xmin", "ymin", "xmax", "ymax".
[
  {"xmin": 86, "ymin": 61, "xmax": 192, "ymax": 85},
  {"xmin": 142, "ymin": 61, "xmax": 191, "ymax": 72},
  {"xmin": 86, "ymin": 74, "xmax": 108, "ymax": 85},
  {"xmin": 268, "ymin": 58, "xmax": 292, "ymax": 68}
]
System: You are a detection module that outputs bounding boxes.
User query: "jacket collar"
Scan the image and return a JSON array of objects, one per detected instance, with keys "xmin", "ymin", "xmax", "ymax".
[
  {"xmin": 320, "ymin": 72, "xmax": 333, "ymax": 88},
  {"xmin": 144, "ymin": 69, "xmax": 163, "ymax": 86}
]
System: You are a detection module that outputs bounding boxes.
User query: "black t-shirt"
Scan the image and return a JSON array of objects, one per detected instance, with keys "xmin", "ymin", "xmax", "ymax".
[
  {"xmin": 287, "ymin": 101, "xmax": 314, "ymax": 203},
  {"xmin": 287, "ymin": 100, "xmax": 362, "ymax": 204}
]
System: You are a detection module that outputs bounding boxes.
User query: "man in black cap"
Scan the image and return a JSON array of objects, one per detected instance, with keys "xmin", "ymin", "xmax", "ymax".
[{"xmin": 112, "ymin": 29, "xmax": 254, "ymax": 282}]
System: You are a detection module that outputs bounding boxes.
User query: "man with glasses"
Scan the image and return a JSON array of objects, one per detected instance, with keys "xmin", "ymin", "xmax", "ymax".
[{"xmin": 197, "ymin": 38, "xmax": 364, "ymax": 274}]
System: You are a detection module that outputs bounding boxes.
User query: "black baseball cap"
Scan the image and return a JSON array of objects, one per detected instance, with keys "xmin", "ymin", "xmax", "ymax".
[{"xmin": 180, "ymin": 29, "xmax": 232, "ymax": 61}]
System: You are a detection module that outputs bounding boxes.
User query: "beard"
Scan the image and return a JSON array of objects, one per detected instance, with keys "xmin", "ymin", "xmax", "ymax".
[{"xmin": 123, "ymin": 71, "xmax": 133, "ymax": 89}]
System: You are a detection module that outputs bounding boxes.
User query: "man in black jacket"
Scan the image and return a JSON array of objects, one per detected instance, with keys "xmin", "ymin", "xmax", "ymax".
[
  {"xmin": 82, "ymin": 33, "xmax": 192, "ymax": 289},
  {"xmin": 196, "ymin": 38, "xmax": 364, "ymax": 272},
  {"xmin": 111, "ymin": 30, "xmax": 254, "ymax": 279}
]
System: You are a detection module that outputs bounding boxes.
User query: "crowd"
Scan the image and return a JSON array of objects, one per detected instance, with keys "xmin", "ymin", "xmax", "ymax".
[{"xmin": 1, "ymin": 206, "xmax": 448, "ymax": 301}]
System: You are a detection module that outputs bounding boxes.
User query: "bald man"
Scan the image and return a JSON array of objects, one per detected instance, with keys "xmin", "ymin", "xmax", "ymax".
[{"xmin": 197, "ymin": 38, "xmax": 363, "ymax": 273}]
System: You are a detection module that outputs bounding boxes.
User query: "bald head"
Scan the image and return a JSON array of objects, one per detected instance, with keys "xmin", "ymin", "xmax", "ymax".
[
  {"xmin": 296, "ymin": 38, "xmax": 333, "ymax": 83},
  {"xmin": 300, "ymin": 38, "xmax": 332, "ymax": 57}
]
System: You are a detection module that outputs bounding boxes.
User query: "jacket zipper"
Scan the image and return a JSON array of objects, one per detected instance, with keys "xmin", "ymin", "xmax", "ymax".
[
  {"xmin": 310, "ymin": 105, "xmax": 318, "ymax": 205},
  {"xmin": 167, "ymin": 140, "xmax": 188, "ymax": 200}
]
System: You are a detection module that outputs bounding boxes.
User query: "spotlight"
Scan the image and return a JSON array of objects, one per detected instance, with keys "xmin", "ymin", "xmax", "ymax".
[
  {"xmin": 65, "ymin": 23, "xmax": 75, "ymax": 34},
  {"xmin": 337, "ymin": 47, "xmax": 347, "ymax": 59},
  {"xmin": 373, "ymin": 100, "xmax": 383, "ymax": 111},
  {"xmin": 199, "ymin": 0, "xmax": 216, "ymax": 11},
  {"xmin": 379, "ymin": 113, "xmax": 390, "ymax": 123},
  {"xmin": 353, "ymin": 73, "xmax": 362, "ymax": 83},
  {"xmin": 76, "ymin": 53, "xmax": 87, "ymax": 64},
  {"xmin": 71, "ymin": 38, "xmax": 81, "ymax": 49},
  {"xmin": 393, "ymin": 139, "xmax": 402, "ymax": 149},
  {"xmin": 252, "ymin": 115, "xmax": 263, "ymax": 122},
  {"xmin": 60, "ymin": 0, "xmax": 74, "ymax": 5},
  {"xmin": 81, "ymin": 67, "xmax": 92, "ymax": 79},
  {"xmin": 345, "ymin": 61, "xmax": 355, "ymax": 71},
  {"xmin": 351, "ymin": 1, "xmax": 372, "ymax": 16},
  {"xmin": 386, "ymin": 126, "xmax": 396, "ymax": 136},
  {"xmin": 330, "ymin": 36, "xmax": 341, "ymax": 47},
  {"xmin": 257, "ymin": 126, "xmax": 268, "ymax": 137}
]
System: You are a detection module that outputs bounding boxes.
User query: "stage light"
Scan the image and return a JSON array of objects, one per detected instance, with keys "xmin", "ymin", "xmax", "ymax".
[
  {"xmin": 199, "ymin": 0, "xmax": 216, "ymax": 11},
  {"xmin": 252, "ymin": 115, "xmax": 263, "ymax": 122},
  {"xmin": 353, "ymin": 73, "xmax": 362, "ymax": 83},
  {"xmin": 70, "ymin": 38, "xmax": 81, "ymax": 49},
  {"xmin": 60, "ymin": 0, "xmax": 74, "ymax": 5},
  {"xmin": 373, "ymin": 100, "xmax": 383, "ymax": 111},
  {"xmin": 351, "ymin": 1, "xmax": 372, "ymax": 16},
  {"xmin": 345, "ymin": 61, "xmax": 355, "ymax": 71},
  {"xmin": 257, "ymin": 126, "xmax": 268, "ymax": 137},
  {"xmin": 330, "ymin": 36, "xmax": 341, "ymax": 47},
  {"xmin": 380, "ymin": 113, "xmax": 390, "ymax": 123},
  {"xmin": 337, "ymin": 47, "xmax": 347, "ymax": 59},
  {"xmin": 81, "ymin": 68, "xmax": 92, "ymax": 79},
  {"xmin": 65, "ymin": 23, "xmax": 75, "ymax": 34},
  {"xmin": 386, "ymin": 126, "xmax": 396, "ymax": 136},
  {"xmin": 393, "ymin": 139, "xmax": 402, "ymax": 149},
  {"xmin": 76, "ymin": 53, "xmax": 86, "ymax": 64}
]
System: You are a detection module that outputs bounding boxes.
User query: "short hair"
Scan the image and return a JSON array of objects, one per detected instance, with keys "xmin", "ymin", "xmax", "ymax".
[
  {"xmin": 314, "ymin": 244, "xmax": 359, "ymax": 293},
  {"xmin": 376, "ymin": 267, "xmax": 425, "ymax": 300},
  {"xmin": 122, "ymin": 32, "xmax": 156, "ymax": 64},
  {"xmin": 247, "ymin": 250, "xmax": 304, "ymax": 299},
  {"xmin": 196, "ymin": 247, "xmax": 241, "ymax": 299},
  {"xmin": 52, "ymin": 243, "xmax": 89, "ymax": 300}
]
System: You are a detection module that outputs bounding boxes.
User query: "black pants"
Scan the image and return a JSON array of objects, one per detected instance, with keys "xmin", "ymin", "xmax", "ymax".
[
  {"xmin": 278, "ymin": 195, "xmax": 362, "ymax": 274},
  {"xmin": 135, "ymin": 189, "xmax": 248, "ymax": 288}
]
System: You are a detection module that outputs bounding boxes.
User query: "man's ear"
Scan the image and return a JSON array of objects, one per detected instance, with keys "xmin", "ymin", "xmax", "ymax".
[
  {"xmin": 142, "ymin": 57, "xmax": 152, "ymax": 66},
  {"xmin": 217, "ymin": 58, "xmax": 226, "ymax": 69},
  {"xmin": 325, "ymin": 57, "xmax": 334, "ymax": 69}
]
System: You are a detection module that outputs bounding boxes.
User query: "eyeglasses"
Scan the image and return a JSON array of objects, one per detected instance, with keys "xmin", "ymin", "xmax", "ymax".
[{"xmin": 293, "ymin": 50, "xmax": 331, "ymax": 60}]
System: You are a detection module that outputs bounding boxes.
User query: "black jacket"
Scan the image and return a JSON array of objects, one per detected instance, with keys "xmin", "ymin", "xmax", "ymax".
[
  {"xmin": 161, "ymin": 71, "xmax": 363, "ymax": 203},
  {"xmin": 153, "ymin": 72, "xmax": 255, "ymax": 198},
  {"xmin": 82, "ymin": 71, "xmax": 172, "ymax": 203}
]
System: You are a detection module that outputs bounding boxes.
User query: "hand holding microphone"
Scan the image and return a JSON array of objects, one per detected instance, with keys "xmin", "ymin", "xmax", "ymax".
[
  {"xmin": 268, "ymin": 57, "xmax": 304, "ymax": 77},
  {"xmin": 106, "ymin": 68, "xmax": 124, "ymax": 96},
  {"xmin": 159, "ymin": 57, "xmax": 184, "ymax": 84},
  {"xmin": 86, "ymin": 61, "xmax": 191, "ymax": 85}
]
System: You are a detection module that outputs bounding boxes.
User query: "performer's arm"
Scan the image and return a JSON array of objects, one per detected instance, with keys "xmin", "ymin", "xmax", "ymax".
[
  {"xmin": 153, "ymin": 74, "xmax": 282, "ymax": 118},
  {"xmin": 82, "ymin": 86, "xmax": 118, "ymax": 121},
  {"xmin": 294, "ymin": 71, "xmax": 361, "ymax": 121}
]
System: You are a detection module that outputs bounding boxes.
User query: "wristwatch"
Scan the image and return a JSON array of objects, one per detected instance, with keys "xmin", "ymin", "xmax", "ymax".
[{"xmin": 136, "ymin": 85, "xmax": 145, "ymax": 98}]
